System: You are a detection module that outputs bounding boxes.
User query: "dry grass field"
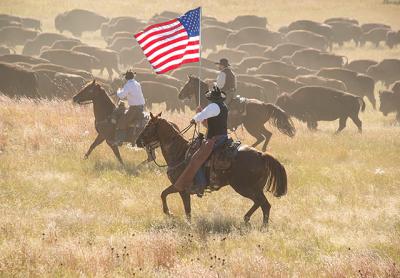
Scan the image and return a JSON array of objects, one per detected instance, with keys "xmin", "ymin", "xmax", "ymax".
[{"xmin": 1, "ymin": 0, "xmax": 400, "ymax": 277}]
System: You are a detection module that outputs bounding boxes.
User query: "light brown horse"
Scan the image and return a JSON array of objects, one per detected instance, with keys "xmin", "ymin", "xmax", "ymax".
[
  {"xmin": 136, "ymin": 113, "xmax": 289, "ymax": 227},
  {"xmin": 179, "ymin": 76, "xmax": 296, "ymax": 151}
]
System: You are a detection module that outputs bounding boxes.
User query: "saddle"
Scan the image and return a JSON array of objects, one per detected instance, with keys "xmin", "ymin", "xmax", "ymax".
[
  {"xmin": 181, "ymin": 134, "xmax": 241, "ymax": 191},
  {"xmin": 206, "ymin": 138, "xmax": 241, "ymax": 189},
  {"xmin": 96, "ymin": 106, "xmax": 149, "ymax": 145}
]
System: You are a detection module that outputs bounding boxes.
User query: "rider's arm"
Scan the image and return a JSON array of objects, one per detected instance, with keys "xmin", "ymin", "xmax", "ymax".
[
  {"xmin": 192, "ymin": 103, "xmax": 221, "ymax": 123},
  {"xmin": 117, "ymin": 83, "xmax": 130, "ymax": 99},
  {"xmin": 216, "ymin": 72, "xmax": 226, "ymax": 89}
]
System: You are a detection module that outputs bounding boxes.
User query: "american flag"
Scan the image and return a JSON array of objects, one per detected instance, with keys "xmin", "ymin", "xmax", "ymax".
[{"xmin": 134, "ymin": 7, "xmax": 201, "ymax": 74}]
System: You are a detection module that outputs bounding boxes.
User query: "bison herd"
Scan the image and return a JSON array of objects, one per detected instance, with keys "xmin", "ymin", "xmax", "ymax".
[{"xmin": 0, "ymin": 9, "xmax": 400, "ymax": 129}]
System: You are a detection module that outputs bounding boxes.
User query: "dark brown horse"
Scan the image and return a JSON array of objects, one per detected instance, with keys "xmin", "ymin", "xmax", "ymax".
[
  {"xmin": 178, "ymin": 76, "xmax": 296, "ymax": 151},
  {"xmin": 136, "ymin": 113, "xmax": 289, "ymax": 227},
  {"xmin": 72, "ymin": 80, "xmax": 123, "ymax": 163}
]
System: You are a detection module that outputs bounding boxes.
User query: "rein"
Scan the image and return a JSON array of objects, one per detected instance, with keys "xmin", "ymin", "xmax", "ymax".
[{"xmin": 146, "ymin": 122, "xmax": 198, "ymax": 168}]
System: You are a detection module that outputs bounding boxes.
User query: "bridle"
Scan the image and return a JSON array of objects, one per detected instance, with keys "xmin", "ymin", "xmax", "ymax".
[{"xmin": 141, "ymin": 122, "xmax": 199, "ymax": 168}]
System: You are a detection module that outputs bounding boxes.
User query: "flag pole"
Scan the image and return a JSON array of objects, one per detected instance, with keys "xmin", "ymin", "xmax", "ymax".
[{"xmin": 197, "ymin": 6, "xmax": 202, "ymax": 108}]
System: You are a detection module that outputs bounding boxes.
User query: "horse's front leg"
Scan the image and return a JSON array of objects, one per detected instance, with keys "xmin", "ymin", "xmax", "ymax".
[
  {"xmin": 161, "ymin": 185, "xmax": 180, "ymax": 216},
  {"xmin": 179, "ymin": 191, "xmax": 191, "ymax": 221},
  {"xmin": 85, "ymin": 134, "xmax": 105, "ymax": 159}
]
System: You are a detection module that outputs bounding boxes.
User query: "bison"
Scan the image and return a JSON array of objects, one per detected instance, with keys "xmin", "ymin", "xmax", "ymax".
[
  {"xmin": 263, "ymin": 43, "xmax": 306, "ymax": 59},
  {"xmin": 235, "ymin": 56, "xmax": 272, "ymax": 74},
  {"xmin": 360, "ymin": 28, "xmax": 390, "ymax": 47},
  {"xmin": 237, "ymin": 74, "xmax": 280, "ymax": 101},
  {"xmin": 72, "ymin": 45, "xmax": 119, "ymax": 79},
  {"xmin": 207, "ymin": 48, "xmax": 248, "ymax": 64},
  {"xmin": 326, "ymin": 22, "xmax": 362, "ymax": 47},
  {"xmin": 295, "ymin": 75, "xmax": 347, "ymax": 91},
  {"xmin": 317, "ymin": 68, "xmax": 376, "ymax": 108},
  {"xmin": 227, "ymin": 15, "xmax": 267, "ymax": 30},
  {"xmin": 0, "ymin": 26, "xmax": 38, "ymax": 47},
  {"xmin": 386, "ymin": 31, "xmax": 400, "ymax": 48},
  {"xmin": 236, "ymin": 43, "xmax": 270, "ymax": 57},
  {"xmin": 289, "ymin": 48, "xmax": 347, "ymax": 70},
  {"xmin": 202, "ymin": 26, "xmax": 233, "ymax": 51},
  {"xmin": 366, "ymin": 59, "xmax": 400, "ymax": 86},
  {"xmin": 250, "ymin": 60, "xmax": 314, "ymax": 78},
  {"xmin": 276, "ymin": 86, "xmax": 365, "ymax": 133},
  {"xmin": 23, "ymin": 32, "xmax": 72, "ymax": 56},
  {"xmin": 257, "ymin": 74, "xmax": 305, "ymax": 93},
  {"xmin": 39, "ymin": 49, "xmax": 100, "ymax": 72},
  {"xmin": 379, "ymin": 90, "xmax": 400, "ymax": 122},
  {"xmin": 0, "ymin": 62, "xmax": 39, "ymax": 98},
  {"xmin": 55, "ymin": 9, "xmax": 108, "ymax": 37},
  {"xmin": 345, "ymin": 59, "xmax": 378, "ymax": 74},
  {"xmin": 0, "ymin": 54, "xmax": 49, "ymax": 65},
  {"xmin": 284, "ymin": 30, "xmax": 328, "ymax": 51},
  {"xmin": 226, "ymin": 27, "xmax": 282, "ymax": 48}
]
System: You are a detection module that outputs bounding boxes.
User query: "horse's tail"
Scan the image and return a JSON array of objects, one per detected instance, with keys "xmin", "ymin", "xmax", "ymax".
[
  {"xmin": 358, "ymin": 97, "xmax": 366, "ymax": 112},
  {"xmin": 264, "ymin": 103, "xmax": 296, "ymax": 137},
  {"xmin": 262, "ymin": 153, "xmax": 288, "ymax": 197}
]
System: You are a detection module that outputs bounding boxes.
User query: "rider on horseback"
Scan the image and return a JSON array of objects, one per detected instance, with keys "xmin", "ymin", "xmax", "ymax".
[
  {"xmin": 112, "ymin": 70, "xmax": 145, "ymax": 146},
  {"xmin": 174, "ymin": 86, "xmax": 229, "ymax": 197},
  {"xmin": 215, "ymin": 58, "xmax": 237, "ymax": 104}
]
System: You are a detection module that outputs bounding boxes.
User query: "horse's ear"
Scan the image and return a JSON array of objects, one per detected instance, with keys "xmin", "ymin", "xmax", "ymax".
[
  {"xmin": 156, "ymin": 112, "xmax": 162, "ymax": 118},
  {"xmin": 92, "ymin": 79, "xmax": 96, "ymax": 85},
  {"xmin": 150, "ymin": 112, "xmax": 155, "ymax": 119}
]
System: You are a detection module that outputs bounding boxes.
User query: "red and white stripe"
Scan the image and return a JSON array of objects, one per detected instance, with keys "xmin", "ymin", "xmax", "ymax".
[{"xmin": 134, "ymin": 19, "xmax": 200, "ymax": 74}]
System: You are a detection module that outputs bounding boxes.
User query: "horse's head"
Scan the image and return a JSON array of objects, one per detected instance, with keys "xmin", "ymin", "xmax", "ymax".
[
  {"xmin": 136, "ymin": 112, "xmax": 163, "ymax": 148},
  {"xmin": 73, "ymin": 79, "xmax": 102, "ymax": 104},
  {"xmin": 178, "ymin": 75, "xmax": 197, "ymax": 100}
]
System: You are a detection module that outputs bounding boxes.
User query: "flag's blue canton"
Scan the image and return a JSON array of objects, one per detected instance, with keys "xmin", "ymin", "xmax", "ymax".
[{"xmin": 178, "ymin": 7, "xmax": 200, "ymax": 37}]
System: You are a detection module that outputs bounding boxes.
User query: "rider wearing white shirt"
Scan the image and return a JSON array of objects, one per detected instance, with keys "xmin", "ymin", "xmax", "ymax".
[{"xmin": 113, "ymin": 70, "xmax": 146, "ymax": 146}]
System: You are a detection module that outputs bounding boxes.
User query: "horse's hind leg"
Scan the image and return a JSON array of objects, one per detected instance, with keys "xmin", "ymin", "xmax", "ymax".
[
  {"xmin": 85, "ymin": 134, "xmax": 105, "ymax": 159},
  {"xmin": 244, "ymin": 202, "xmax": 260, "ymax": 224},
  {"xmin": 179, "ymin": 191, "xmax": 191, "ymax": 221},
  {"xmin": 161, "ymin": 185, "xmax": 179, "ymax": 216},
  {"xmin": 244, "ymin": 123, "xmax": 265, "ymax": 149},
  {"xmin": 260, "ymin": 127, "xmax": 272, "ymax": 151},
  {"xmin": 256, "ymin": 192, "xmax": 271, "ymax": 227},
  {"xmin": 106, "ymin": 141, "xmax": 124, "ymax": 164}
]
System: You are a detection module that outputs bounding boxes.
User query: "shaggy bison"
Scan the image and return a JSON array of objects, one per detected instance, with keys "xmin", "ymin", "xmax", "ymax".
[
  {"xmin": 0, "ymin": 54, "xmax": 49, "ymax": 65},
  {"xmin": 0, "ymin": 26, "xmax": 38, "ymax": 47},
  {"xmin": 386, "ymin": 31, "xmax": 400, "ymax": 48},
  {"xmin": 227, "ymin": 15, "xmax": 267, "ymax": 30},
  {"xmin": 202, "ymin": 26, "xmax": 233, "ymax": 51},
  {"xmin": 236, "ymin": 43, "xmax": 270, "ymax": 57},
  {"xmin": 326, "ymin": 22, "xmax": 362, "ymax": 47},
  {"xmin": 295, "ymin": 75, "xmax": 347, "ymax": 91},
  {"xmin": 257, "ymin": 74, "xmax": 305, "ymax": 93},
  {"xmin": 0, "ymin": 62, "xmax": 39, "ymax": 98},
  {"xmin": 366, "ymin": 59, "xmax": 400, "ymax": 86},
  {"xmin": 22, "ymin": 32, "xmax": 72, "ymax": 56},
  {"xmin": 250, "ymin": 61, "xmax": 314, "ymax": 78},
  {"xmin": 237, "ymin": 74, "xmax": 280, "ymax": 101},
  {"xmin": 31, "ymin": 63, "xmax": 93, "ymax": 80},
  {"xmin": 289, "ymin": 48, "xmax": 347, "ymax": 70},
  {"xmin": 276, "ymin": 86, "xmax": 365, "ymax": 132},
  {"xmin": 226, "ymin": 27, "xmax": 282, "ymax": 48},
  {"xmin": 39, "ymin": 49, "xmax": 99, "ymax": 72},
  {"xmin": 317, "ymin": 68, "xmax": 376, "ymax": 108},
  {"xmin": 360, "ymin": 28, "xmax": 390, "ymax": 47},
  {"xmin": 71, "ymin": 45, "xmax": 119, "ymax": 79},
  {"xmin": 235, "ymin": 56, "xmax": 272, "ymax": 74},
  {"xmin": 345, "ymin": 59, "xmax": 378, "ymax": 74},
  {"xmin": 379, "ymin": 90, "xmax": 400, "ymax": 122},
  {"xmin": 285, "ymin": 30, "xmax": 328, "ymax": 51},
  {"xmin": 263, "ymin": 43, "xmax": 307, "ymax": 59},
  {"xmin": 55, "ymin": 9, "xmax": 108, "ymax": 37}
]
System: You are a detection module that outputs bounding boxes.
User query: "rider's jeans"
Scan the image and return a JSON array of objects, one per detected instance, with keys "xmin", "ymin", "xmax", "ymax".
[{"xmin": 194, "ymin": 135, "xmax": 228, "ymax": 186}]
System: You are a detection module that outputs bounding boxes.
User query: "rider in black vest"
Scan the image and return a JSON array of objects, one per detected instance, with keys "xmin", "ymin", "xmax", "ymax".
[
  {"xmin": 173, "ymin": 86, "xmax": 229, "ymax": 197},
  {"xmin": 216, "ymin": 58, "xmax": 236, "ymax": 103}
]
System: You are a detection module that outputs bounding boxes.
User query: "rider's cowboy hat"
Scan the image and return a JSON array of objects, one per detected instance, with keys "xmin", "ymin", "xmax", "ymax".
[
  {"xmin": 122, "ymin": 69, "xmax": 136, "ymax": 80},
  {"xmin": 205, "ymin": 86, "xmax": 226, "ymax": 101},
  {"xmin": 215, "ymin": 58, "xmax": 230, "ymax": 67}
]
